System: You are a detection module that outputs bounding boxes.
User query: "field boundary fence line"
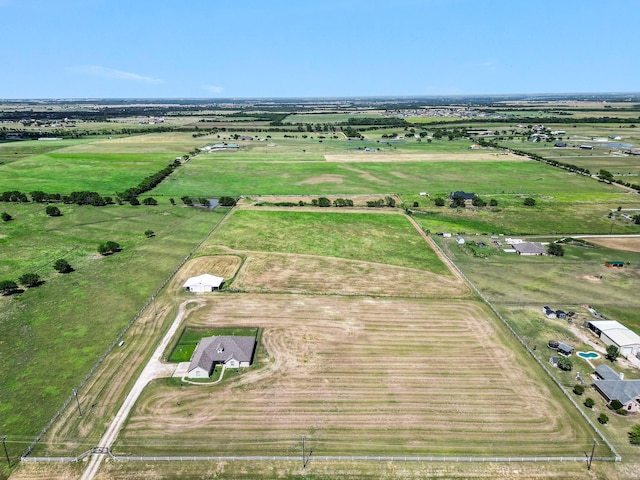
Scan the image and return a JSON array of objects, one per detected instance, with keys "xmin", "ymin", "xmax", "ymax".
[
  {"xmin": 21, "ymin": 207, "xmax": 233, "ymax": 460},
  {"xmin": 20, "ymin": 454, "xmax": 616, "ymax": 464},
  {"xmin": 427, "ymin": 236, "xmax": 622, "ymax": 462}
]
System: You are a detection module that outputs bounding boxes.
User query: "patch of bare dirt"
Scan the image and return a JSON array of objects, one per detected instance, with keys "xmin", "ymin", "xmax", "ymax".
[
  {"xmin": 583, "ymin": 274, "xmax": 602, "ymax": 283},
  {"xmin": 297, "ymin": 174, "xmax": 345, "ymax": 185}
]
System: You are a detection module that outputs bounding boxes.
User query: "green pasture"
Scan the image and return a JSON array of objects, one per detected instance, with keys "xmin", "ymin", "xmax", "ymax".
[
  {"xmin": 436, "ymin": 236, "xmax": 640, "ymax": 309},
  {"xmin": 208, "ymin": 210, "xmax": 450, "ymax": 275},
  {"xmin": 283, "ymin": 113, "xmax": 376, "ymax": 123},
  {"xmin": 0, "ymin": 152, "xmax": 179, "ymax": 193},
  {"xmin": 152, "ymin": 155, "xmax": 623, "ymax": 197},
  {"xmin": 0, "ymin": 203, "xmax": 220, "ymax": 459},
  {"xmin": 0, "ymin": 138, "xmax": 95, "ymax": 164},
  {"xmin": 410, "ymin": 193, "xmax": 640, "ymax": 235}
]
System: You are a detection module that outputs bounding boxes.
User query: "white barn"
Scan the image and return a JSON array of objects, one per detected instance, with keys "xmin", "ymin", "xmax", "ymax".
[
  {"xmin": 586, "ymin": 320, "xmax": 640, "ymax": 357},
  {"xmin": 183, "ymin": 274, "xmax": 224, "ymax": 293}
]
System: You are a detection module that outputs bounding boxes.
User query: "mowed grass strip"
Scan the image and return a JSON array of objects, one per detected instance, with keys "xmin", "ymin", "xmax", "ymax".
[
  {"xmin": 207, "ymin": 210, "xmax": 450, "ymax": 275},
  {"xmin": 118, "ymin": 295, "xmax": 596, "ymax": 457},
  {"xmin": 0, "ymin": 204, "xmax": 221, "ymax": 458}
]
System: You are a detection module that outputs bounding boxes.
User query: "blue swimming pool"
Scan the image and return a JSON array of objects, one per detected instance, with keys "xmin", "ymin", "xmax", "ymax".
[{"xmin": 577, "ymin": 351, "xmax": 599, "ymax": 359}]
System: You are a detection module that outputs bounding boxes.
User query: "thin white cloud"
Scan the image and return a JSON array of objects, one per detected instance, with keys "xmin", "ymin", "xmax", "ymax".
[
  {"xmin": 203, "ymin": 84, "xmax": 224, "ymax": 94},
  {"xmin": 468, "ymin": 59, "xmax": 498, "ymax": 69},
  {"xmin": 72, "ymin": 65, "xmax": 163, "ymax": 83}
]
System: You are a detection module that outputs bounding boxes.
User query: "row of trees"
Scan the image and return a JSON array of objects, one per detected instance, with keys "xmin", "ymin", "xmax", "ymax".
[{"xmin": 0, "ymin": 259, "xmax": 73, "ymax": 295}]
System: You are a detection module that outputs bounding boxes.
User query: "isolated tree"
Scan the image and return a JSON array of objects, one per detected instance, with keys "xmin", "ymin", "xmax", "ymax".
[
  {"xmin": 45, "ymin": 205, "xmax": 62, "ymax": 217},
  {"xmin": 629, "ymin": 424, "xmax": 640, "ymax": 444},
  {"xmin": 633, "ymin": 214, "xmax": 640, "ymax": 225},
  {"xmin": 105, "ymin": 241, "xmax": 120, "ymax": 252},
  {"xmin": 98, "ymin": 241, "xmax": 121, "ymax": 256},
  {"xmin": 1, "ymin": 212, "xmax": 12, "ymax": 221},
  {"xmin": 412, "ymin": 201, "xmax": 419, "ymax": 208},
  {"xmin": 606, "ymin": 344, "xmax": 620, "ymax": 362},
  {"xmin": 181, "ymin": 196, "xmax": 193, "ymax": 205},
  {"xmin": 385, "ymin": 196, "xmax": 396, "ymax": 208},
  {"xmin": 144, "ymin": 229, "xmax": 155, "ymax": 238},
  {"xmin": 523, "ymin": 197, "xmax": 536, "ymax": 207},
  {"xmin": 129, "ymin": 197, "xmax": 140, "ymax": 206},
  {"xmin": 19, "ymin": 272, "xmax": 40, "ymax": 288},
  {"xmin": 169, "ymin": 198, "xmax": 176, "ymax": 205},
  {"xmin": 199, "ymin": 197, "xmax": 209, "ymax": 206},
  {"xmin": 317, "ymin": 197, "xmax": 331, "ymax": 207},
  {"xmin": 573, "ymin": 384, "xmax": 585, "ymax": 396},
  {"xmin": 598, "ymin": 414, "xmax": 609, "ymax": 425},
  {"xmin": 0, "ymin": 279, "xmax": 19, "ymax": 295},
  {"xmin": 584, "ymin": 397, "xmax": 595, "ymax": 408},
  {"xmin": 53, "ymin": 259, "xmax": 73, "ymax": 273},
  {"xmin": 547, "ymin": 243, "xmax": 564, "ymax": 256},
  {"xmin": 142, "ymin": 197, "xmax": 158, "ymax": 206},
  {"xmin": 434, "ymin": 197, "xmax": 445, "ymax": 207},
  {"xmin": 489, "ymin": 198, "xmax": 498, "ymax": 207}
]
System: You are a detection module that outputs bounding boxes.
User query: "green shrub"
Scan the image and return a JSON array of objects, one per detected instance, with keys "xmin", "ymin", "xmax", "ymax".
[
  {"xmin": 573, "ymin": 384, "xmax": 585, "ymax": 396},
  {"xmin": 598, "ymin": 414, "xmax": 609, "ymax": 424},
  {"xmin": 610, "ymin": 399, "xmax": 623, "ymax": 410},
  {"xmin": 584, "ymin": 397, "xmax": 595, "ymax": 408}
]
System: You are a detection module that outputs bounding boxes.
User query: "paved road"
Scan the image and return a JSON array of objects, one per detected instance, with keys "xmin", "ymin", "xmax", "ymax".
[{"xmin": 80, "ymin": 299, "xmax": 201, "ymax": 480}]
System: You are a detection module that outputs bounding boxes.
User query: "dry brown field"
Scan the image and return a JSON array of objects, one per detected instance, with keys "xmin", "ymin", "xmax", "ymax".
[
  {"xmin": 232, "ymin": 252, "xmax": 468, "ymax": 298},
  {"xmin": 585, "ymin": 237, "xmax": 640, "ymax": 253},
  {"xmin": 115, "ymin": 291, "xmax": 595, "ymax": 458},
  {"xmin": 324, "ymin": 152, "xmax": 524, "ymax": 162}
]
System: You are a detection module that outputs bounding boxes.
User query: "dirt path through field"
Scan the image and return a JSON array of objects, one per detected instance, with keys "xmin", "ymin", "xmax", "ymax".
[{"xmin": 80, "ymin": 299, "xmax": 205, "ymax": 480}]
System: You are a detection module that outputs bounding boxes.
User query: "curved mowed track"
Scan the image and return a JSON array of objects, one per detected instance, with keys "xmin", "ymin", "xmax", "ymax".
[{"xmin": 118, "ymin": 294, "xmax": 593, "ymax": 457}]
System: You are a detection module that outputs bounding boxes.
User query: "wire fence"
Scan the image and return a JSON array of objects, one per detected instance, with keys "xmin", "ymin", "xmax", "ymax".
[
  {"xmin": 427, "ymin": 237, "xmax": 622, "ymax": 462},
  {"xmin": 20, "ymin": 453, "xmax": 617, "ymax": 464},
  {"xmin": 21, "ymin": 207, "xmax": 232, "ymax": 459}
]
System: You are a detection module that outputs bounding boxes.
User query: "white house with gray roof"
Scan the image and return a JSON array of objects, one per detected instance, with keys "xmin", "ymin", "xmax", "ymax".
[
  {"xmin": 592, "ymin": 364, "xmax": 640, "ymax": 413},
  {"xmin": 186, "ymin": 335, "xmax": 256, "ymax": 378}
]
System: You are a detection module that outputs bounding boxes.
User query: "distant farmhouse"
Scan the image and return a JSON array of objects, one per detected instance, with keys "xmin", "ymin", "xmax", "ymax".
[
  {"xmin": 586, "ymin": 320, "xmax": 640, "ymax": 358},
  {"xmin": 187, "ymin": 335, "xmax": 256, "ymax": 378},
  {"xmin": 593, "ymin": 364, "xmax": 640, "ymax": 413},
  {"xmin": 449, "ymin": 191, "xmax": 475, "ymax": 205},
  {"xmin": 183, "ymin": 274, "xmax": 224, "ymax": 293}
]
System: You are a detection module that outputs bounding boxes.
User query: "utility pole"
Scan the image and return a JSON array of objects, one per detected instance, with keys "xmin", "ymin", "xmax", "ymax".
[
  {"xmin": 152, "ymin": 295, "xmax": 157, "ymax": 317},
  {"xmin": 1, "ymin": 435, "xmax": 10, "ymax": 468},
  {"xmin": 73, "ymin": 388, "xmax": 83, "ymax": 417}
]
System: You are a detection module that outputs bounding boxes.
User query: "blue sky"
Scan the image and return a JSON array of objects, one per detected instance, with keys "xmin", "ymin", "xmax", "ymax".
[{"xmin": 1, "ymin": 0, "xmax": 638, "ymax": 99}]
